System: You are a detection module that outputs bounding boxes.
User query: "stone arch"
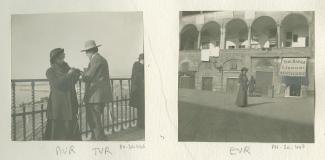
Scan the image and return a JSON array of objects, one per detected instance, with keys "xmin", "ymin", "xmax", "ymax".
[
  {"xmin": 225, "ymin": 18, "xmax": 249, "ymax": 49},
  {"xmin": 180, "ymin": 24, "xmax": 199, "ymax": 50},
  {"xmin": 179, "ymin": 60, "xmax": 191, "ymax": 72},
  {"xmin": 251, "ymin": 16, "xmax": 278, "ymax": 48},
  {"xmin": 280, "ymin": 13, "xmax": 309, "ymax": 47},
  {"xmin": 200, "ymin": 21, "xmax": 221, "ymax": 48}
]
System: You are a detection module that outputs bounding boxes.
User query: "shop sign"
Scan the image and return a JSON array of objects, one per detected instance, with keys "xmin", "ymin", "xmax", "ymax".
[{"xmin": 279, "ymin": 58, "xmax": 307, "ymax": 77}]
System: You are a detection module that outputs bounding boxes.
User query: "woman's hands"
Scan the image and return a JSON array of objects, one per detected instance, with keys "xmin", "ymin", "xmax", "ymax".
[
  {"xmin": 68, "ymin": 68, "xmax": 83, "ymax": 81},
  {"xmin": 68, "ymin": 68, "xmax": 81, "ymax": 74},
  {"xmin": 68, "ymin": 68, "xmax": 75, "ymax": 74}
]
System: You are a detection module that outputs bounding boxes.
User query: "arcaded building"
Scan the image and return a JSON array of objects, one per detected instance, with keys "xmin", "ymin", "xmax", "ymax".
[{"xmin": 179, "ymin": 11, "xmax": 314, "ymax": 97}]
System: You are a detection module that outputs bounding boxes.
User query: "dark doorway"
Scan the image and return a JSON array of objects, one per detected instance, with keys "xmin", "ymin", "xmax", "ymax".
[
  {"xmin": 255, "ymin": 71, "xmax": 273, "ymax": 96},
  {"xmin": 179, "ymin": 76, "xmax": 195, "ymax": 89},
  {"xmin": 226, "ymin": 78, "xmax": 239, "ymax": 94},
  {"xmin": 202, "ymin": 77, "xmax": 213, "ymax": 91},
  {"xmin": 289, "ymin": 83, "xmax": 301, "ymax": 96},
  {"xmin": 286, "ymin": 77, "xmax": 302, "ymax": 96}
]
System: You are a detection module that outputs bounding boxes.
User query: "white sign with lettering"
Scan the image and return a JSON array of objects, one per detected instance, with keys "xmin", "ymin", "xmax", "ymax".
[{"xmin": 279, "ymin": 58, "xmax": 307, "ymax": 77}]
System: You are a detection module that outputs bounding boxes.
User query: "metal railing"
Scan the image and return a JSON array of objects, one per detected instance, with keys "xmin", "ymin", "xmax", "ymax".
[{"xmin": 11, "ymin": 78, "xmax": 137, "ymax": 141}]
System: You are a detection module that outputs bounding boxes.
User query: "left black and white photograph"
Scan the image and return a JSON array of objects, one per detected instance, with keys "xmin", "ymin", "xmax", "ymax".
[{"xmin": 11, "ymin": 12, "xmax": 144, "ymax": 141}]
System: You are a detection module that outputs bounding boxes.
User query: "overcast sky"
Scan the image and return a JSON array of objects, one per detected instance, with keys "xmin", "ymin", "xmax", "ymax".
[{"xmin": 11, "ymin": 12, "xmax": 143, "ymax": 79}]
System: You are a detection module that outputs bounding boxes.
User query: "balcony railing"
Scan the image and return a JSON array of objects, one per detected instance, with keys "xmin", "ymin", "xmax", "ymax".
[
  {"xmin": 11, "ymin": 78, "xmax": 137, "ymax": 141},
  {"xmin": 180, "ymin": 47, "xmax": 313, "ymax": 58}
]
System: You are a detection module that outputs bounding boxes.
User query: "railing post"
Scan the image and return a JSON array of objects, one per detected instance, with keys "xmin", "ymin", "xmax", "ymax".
[
  {"xmin": 101, "ymin": 105, "xmax": 105, "ymax": 128},
  {"xmin": 128, "ymin": 94, "xmax": 132, "ymax": 127},
  {"xmin": 113, "ymin": 96, "xmax": 118, "ymax": 133},
  {"xmin": 123, "ymin": 95, "xmax": 129, "ymax": 129},
  {"xmin": 79, "ymin": 105, "xmax": 83, "ymax": 134},
  {"xmin": 78, "ymin": 80, "xmax": 82, "ymax": 102},
  {"xmin": 134, "ymin": 105, "xmax": 137, "ymax": 127},
  {"xmin": 32, "ymin": 104, "xmax": 35, "ymax": 140},
  {"xmin": 106, "ymin": 102, "xmax": 110, "ymax": 133},
  {"xmin": 31, "ymin": 81, "xmax": 35, "ymax": 140},
  {"xmin": 41, "ymin": 104, "xmax": 44, "ymax": 140},
  {"xmin": 117, "ymin": 96, "xmax": 120, "ymax": 131},
  {"xmin": 121, "ymin": 95, "xmax": 124, "ymax": 130},
  {"xmin": 85, "ymin": 104, "xmax": 89, "ymax": 137},
  {"xmin": 22, "ymin": 104, "xmax": 26, "ymax": 140},
  {"xmin": 119, "ymin": 96, "xmax": 121, "ymax": 131},
  {"xmin": 110, "ymin": 80, "xmax": 114, "ymax": 97},
  {"xmin": 113, "ymin": 96, "xmax": 122, "ymax": 132},
  {"xmin": 119, "ymin": 80, "xmax": 123, "ymax": 98},
  {"xmin": 128, "ymin": 79, "xmax": 131, "ymax": 97},
  {"xmin": 78, "ymin": 80, "xmax": 82, "ymax": 133},
  {"xmin": 11, "ymin": 81, "xmax": 16, "ymax": 141}
]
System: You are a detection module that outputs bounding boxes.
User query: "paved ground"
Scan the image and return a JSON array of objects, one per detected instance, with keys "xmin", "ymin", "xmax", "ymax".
[{"xmin": 178, "ymin": 89, "xmax": 314, "ymax": 143}]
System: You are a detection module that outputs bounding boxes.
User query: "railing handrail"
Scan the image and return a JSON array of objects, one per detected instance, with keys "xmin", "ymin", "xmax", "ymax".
[{"xmin": 11, "ymin": 77, "xmax": 131, "ymax": 82}]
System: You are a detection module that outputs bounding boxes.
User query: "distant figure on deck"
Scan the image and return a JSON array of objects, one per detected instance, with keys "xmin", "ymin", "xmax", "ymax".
[
  {"xmin": 236, "ymin": 67, "xmax": 249, "ymax": 107},
  {"xmin": 130, "ymin": 53, "xmax": 145, "ymax": 129},
  {"xmin": 44, "ymin": 48, "xmax": 81, "ymax": 141},
  {"xmin": 248, "ymin": 75, "xmax": 256, "ymax": 96}
]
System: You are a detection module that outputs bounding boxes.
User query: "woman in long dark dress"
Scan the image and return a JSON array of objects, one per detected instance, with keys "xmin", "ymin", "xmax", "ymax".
[
  {"xmin": 44, "ymin": 48, "xmax": 81, "ymax": 140},
  {"xmin": 236, "ymin": 67, "xmax": 249, "ymax": 107},
  {"xmin": 130, "ymin": 53, "xmax": 145, "ymax": 129}
]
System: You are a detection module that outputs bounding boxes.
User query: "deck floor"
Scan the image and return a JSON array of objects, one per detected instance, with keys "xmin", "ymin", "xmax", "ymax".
[{"xmin": 82, "ymin": 127, "xmax": 145, "ymax": 141}]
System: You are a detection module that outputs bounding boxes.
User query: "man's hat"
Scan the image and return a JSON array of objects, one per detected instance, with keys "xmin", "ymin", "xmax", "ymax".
[{"xmin": 81, "ymin": 40, "xmax": 101, "ymax": 52}]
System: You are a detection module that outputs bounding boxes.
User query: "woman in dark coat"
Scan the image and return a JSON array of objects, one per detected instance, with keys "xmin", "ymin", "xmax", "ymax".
[
  {"xmin": 130, "ymin": 53, "xmax": 145, "ymax": 129},
  {"xmin": 236, "ymin": 67, "xmax": 249, "ymax": 107},
  {"xmin": 44, "ymin": 48, "xmax": 82, "ymax": 140}
]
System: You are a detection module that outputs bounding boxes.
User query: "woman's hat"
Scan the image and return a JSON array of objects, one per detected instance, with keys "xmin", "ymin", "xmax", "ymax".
[
  {"xmin": 241, "ymin": 67, "xmax": 248, "ymax": 71},
  {"xmin": 50, "ymin": 48, "xmax": 64, "ymax": 63},
  {"xmin": 138, "ymin": 53, "xmax": 144, "ymax": 60},
  {"xmin": 81, "ymin": 40, "xmax": 101, "ymax": 52}
]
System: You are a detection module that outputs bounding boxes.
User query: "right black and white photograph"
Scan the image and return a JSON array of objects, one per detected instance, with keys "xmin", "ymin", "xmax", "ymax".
[{"xmin": 178, "ymin": 11, "xmax": 315, "ymax": 142}]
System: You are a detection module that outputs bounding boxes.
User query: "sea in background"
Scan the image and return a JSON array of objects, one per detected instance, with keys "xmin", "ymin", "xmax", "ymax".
[{"xmin": 13, "ymin": 77, "xmax": 131, "ymax": 107}]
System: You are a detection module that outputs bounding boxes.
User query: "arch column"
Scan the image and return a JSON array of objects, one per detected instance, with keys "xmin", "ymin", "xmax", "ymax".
[
  {"xmin": 220, "ymin": 25, "xmax": 226, "ymax": 49},
  {"xmin": 308, "ymin": 22, "xmax": 313, "ymax": 47},
  {"xmin": 197, "ymin": 30, "xmax": 201, "ymax": 49},
  {"xmin": 247, "ymin": 24, "xmax": 252, "ymax": 48},
  {"xmin": 277, "ymin": 24, "xmax": 281, "ymax": 48}
]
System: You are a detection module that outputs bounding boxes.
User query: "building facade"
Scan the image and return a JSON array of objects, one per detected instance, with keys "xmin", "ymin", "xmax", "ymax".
[{"xmin": 179, "ymin": 11, "xmax": 314, "ymax": 97}]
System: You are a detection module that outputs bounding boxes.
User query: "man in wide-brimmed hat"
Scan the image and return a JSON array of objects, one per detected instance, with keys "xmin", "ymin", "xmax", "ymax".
[{"xmin": 81, "ymin": 40, "xmax": 112, "ymax": 140}]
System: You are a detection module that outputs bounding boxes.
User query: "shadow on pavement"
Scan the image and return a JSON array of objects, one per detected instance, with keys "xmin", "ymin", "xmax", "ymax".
[{"xmin": 246, "ymin": 102, "xmax": 275, "ymax": 107}]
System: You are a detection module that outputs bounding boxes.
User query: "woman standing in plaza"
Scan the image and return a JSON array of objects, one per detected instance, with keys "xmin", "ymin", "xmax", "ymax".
[
  {"xmin": 44, "ymin": 48, "xmax": 82, "ymax": 140},
  {"xmin": 236, "ymin": 67, "xmax": 249, "ymax": 107}
]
